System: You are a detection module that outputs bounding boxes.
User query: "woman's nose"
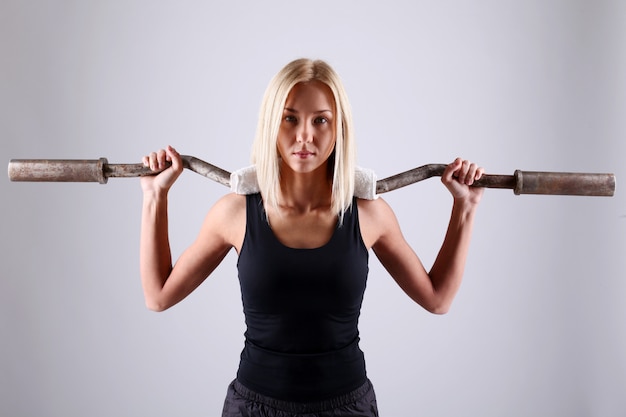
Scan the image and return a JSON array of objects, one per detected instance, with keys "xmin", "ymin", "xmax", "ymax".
[{"xmin": 296, "ymin": 123, "xmax": 313, "ymax": 143}]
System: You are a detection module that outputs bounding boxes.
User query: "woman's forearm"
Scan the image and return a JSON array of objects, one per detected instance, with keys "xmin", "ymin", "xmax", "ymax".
[
  {"xmin": 428, "ymin": 199, "xmax": 479, "ymax": 313},
  {"xmin": 140, "ymin": 190, "xmax": 173, "ymax": 311}
]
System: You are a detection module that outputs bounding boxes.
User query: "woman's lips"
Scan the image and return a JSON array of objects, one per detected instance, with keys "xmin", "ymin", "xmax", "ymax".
[{"xmin": 294, "ymin": 151, "xmax": 314, "ymax": 158}]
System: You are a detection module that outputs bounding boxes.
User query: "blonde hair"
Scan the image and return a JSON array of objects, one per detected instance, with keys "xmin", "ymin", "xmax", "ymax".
[{"xmin": 251, "ymin": 58, "xmax": 356, "ymax": 222}]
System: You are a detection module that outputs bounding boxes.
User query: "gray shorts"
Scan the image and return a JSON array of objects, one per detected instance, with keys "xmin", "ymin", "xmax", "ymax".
[{"xmin": 221, "ymin": 379, "xmax": 379, "ymax": 417}]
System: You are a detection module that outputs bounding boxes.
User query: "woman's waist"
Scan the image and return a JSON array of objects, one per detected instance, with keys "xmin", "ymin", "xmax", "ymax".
[
  {"xmin": 236, "ymin": 337, "xmax": 367, "ymax": 402},
  {"xmin": 244, "ymin": 317, "xmax": 360, "ymax": 353}
]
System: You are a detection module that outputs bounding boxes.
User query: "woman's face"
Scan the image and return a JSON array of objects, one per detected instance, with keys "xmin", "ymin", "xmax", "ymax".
[{"xmin": 277, "ymin": 81, "xmax": 337, "ymax": 176}]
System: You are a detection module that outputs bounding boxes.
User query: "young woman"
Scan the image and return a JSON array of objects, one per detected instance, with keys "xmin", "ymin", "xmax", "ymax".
[{"xmin": 140, "ymin": 58, "xmax": 484, "ymax": 417}]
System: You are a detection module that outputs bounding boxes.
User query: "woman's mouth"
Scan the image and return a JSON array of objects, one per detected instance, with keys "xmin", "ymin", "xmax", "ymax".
[{"xmin": 294, "ymin": 151, "xmax": 314, "ymax": 158}]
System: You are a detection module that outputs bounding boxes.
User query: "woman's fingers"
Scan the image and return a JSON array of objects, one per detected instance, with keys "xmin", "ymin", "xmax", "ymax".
[
  {"xmin": 143, "ymin": 147, "xmax": 180, "ymax": 172},
  {"xmin": 165, "ymin": 145, "xmax": 182, "ymax": 172},
  {"xmin": 450, "ymin": 158, "xmax": 483, "ymax": 185}
]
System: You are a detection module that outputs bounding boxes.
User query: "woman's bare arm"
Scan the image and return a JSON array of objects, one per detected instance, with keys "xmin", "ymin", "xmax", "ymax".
[
  {"xmin": 139, "ymin": 146, "xmax": 244, "ymax": 311},
  {"xmin": 140, "ymin": 193, "xmax": 243, "ymax": 311},
  {"xmin": 360, "ymin": 158, "xmax": 484, "ymax": 314}
]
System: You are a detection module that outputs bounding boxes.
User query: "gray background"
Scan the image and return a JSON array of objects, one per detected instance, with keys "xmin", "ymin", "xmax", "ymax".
[{"xmin": 2, "ymin": 1, "xmax": 625, "ymax": 416}]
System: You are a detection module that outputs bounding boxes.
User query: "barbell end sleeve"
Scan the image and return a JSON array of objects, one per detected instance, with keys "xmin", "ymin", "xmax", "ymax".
[
  {"xmin": 512, "ymin": 170, "xmax": 615, "ymax": 196},
  {"xmin": 8, "ymin": 158, "xmax": 109, "ymax": 183}
]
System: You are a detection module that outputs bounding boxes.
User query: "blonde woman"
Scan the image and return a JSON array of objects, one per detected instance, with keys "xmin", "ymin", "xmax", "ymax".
[{"xmin": 140, "ymin": 58, "xmax": 484, "ymax": 417}]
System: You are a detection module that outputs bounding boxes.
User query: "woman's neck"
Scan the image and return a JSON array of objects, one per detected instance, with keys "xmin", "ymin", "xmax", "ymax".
[{"xmin": 278, "ymin": 166, "xmax": 333, "ymax": 213}]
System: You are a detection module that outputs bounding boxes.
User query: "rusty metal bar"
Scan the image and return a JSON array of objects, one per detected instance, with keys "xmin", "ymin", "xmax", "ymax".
[
  {"xmin": 374, "ymin": 164, "xmax": 616, "ymax": 196},
  {"xmin": 7, "ymin": 156, "xmax": 616, "ymax": 197},
  {"xmin": 7, "ymin": 156, "xmax": 231, "ymax": 187},
  {"xmin": 103, "ymin": 155, "xmax": 232, "ymax": 187},
  {"xmin": 374, "ymin": 164, "xmax": 518, "ymax": 193}
]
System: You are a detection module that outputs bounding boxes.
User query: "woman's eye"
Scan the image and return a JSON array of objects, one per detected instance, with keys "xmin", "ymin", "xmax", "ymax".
[
  {"xmin": 314, "ymin": 117, "xmax": 328, "ymax": 124},
  {"xmin": 284, "ymin": 115, "xmax": 297, "ymax": 123}
]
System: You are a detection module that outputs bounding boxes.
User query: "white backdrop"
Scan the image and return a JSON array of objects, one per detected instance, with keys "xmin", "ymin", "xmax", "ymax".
[{"xmin": 2, "ymin": 1, "xmax": 625, "ymax": 416}]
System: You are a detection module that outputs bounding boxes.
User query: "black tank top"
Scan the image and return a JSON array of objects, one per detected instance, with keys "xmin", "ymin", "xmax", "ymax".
[{"xmin": 236, "ymin": 193, "xmax": 369, "ymax": 401}]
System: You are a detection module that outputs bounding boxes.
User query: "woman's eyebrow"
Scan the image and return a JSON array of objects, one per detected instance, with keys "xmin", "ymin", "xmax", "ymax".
[{"xmin": 283, "ymin": 107, "xmax": 333, "ymax": 114}]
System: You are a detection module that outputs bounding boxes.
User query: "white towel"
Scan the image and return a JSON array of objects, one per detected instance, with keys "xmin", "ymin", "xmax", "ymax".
[{"xmin": 230, "ymin": 166, "xmax": 378, "ymax": 200}]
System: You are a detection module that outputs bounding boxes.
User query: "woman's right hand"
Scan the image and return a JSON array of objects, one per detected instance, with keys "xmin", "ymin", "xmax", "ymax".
[{"xmin": 140, "ymin": 145, "xmax": 184, "ymax": 194}]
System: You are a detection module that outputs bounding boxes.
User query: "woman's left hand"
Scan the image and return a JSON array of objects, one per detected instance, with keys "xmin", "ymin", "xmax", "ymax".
[{"xmin": 441, "ymin": 157, "xmax": 485, "ymax": 205}]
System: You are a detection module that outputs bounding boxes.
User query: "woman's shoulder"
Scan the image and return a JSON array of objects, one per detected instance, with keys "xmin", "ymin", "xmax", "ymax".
[
  {"xmin": 356, "ymin": 197, "xmax": 400, "ymax": 248},
  {"xmin": 356, "ymin": 196, "xmax": 394, "ymax": 218},
  {"xmin": 211, "ymin": 192, "xmax": 247, "ymax": 218},
  {"xmin": 202, "ymin": 193, "xmax": 247, "ymax": 251}
]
